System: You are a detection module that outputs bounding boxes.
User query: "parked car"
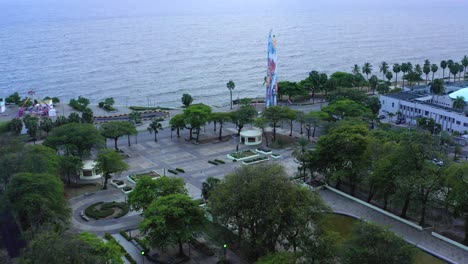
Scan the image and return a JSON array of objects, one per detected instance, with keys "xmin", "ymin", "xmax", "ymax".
[{"xmin": 432, "ymin": 158, "xmax": 444, "ymax": 166}]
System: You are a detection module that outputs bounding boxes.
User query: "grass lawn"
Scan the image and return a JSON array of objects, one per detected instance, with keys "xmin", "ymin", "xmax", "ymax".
[
  {"xmin": 129, "ymin": 171, "xmax": 161, "ymax": 182},
  {"xmin": 322, "ymin": 214, "xmax": 447, "ymax": 264},
  {"xmin": 64, "ymin": 183, "xmax": 101, "ymax": 199}
]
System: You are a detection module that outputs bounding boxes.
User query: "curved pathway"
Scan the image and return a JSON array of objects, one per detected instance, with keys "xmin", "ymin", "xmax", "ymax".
[
  {"xmin": 69, "ymin": 188, "xmax": 142, "ymax": 236},
  {"xmin": 319, "ymin": 188, "xmax": 468, "ymax": 264}
]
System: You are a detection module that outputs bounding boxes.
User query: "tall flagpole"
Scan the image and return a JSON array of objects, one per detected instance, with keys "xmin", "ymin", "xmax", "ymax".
[{"xmin": 266, "ymin": 30, "xmax": 278, "ymax": 107}]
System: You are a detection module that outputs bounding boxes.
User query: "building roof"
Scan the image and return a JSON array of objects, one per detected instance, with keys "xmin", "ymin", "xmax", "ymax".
[
  {"xmin": 449, "ymin": 87, "xmax": 468, "ymax": 101},
  {"xmin": 384, "ymin": 92, "xmax": 422, "ymax": 101},
  {"xmin": 240, "ymin": 130, "xmax": 262, "ymax": 137},
  {"xmin": 82, "ymin": 160, "xmax": 97, "ymax": 170}
]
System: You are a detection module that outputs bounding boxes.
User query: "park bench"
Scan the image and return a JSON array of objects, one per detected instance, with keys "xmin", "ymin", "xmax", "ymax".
[{"xmin": 80, "ymin": 210, "xmax": 90, "ymax": 221}]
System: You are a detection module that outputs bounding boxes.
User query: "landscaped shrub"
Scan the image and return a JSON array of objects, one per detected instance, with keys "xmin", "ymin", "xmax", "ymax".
[
  {"xmin": 69, "ymin": 96, "xmax": 90, "ymax": 112},
  {"xmin": 120, "ymin": 230, "xmax": 131, "ymax": 241},
  {"xmin": 85, "ymin": 202, "xmax": 128, "ymax": 219},
  {"xmin": 214, "ymin": 159, "xmax": 225, "ymax": 164},
  {"xmin": 208, "ymin": 160, "xmax": 219, "ymax": 165},
  {"xmin": 243, "ymin": 156, "xmax": 269, "ymax": 164},
  {"xmin": 176, "ymin": 168, "xmax": 185, "ymax": 173},
  {"xmin": 168, "ymin": 169, "xmax": 178, "ymax": 175}
]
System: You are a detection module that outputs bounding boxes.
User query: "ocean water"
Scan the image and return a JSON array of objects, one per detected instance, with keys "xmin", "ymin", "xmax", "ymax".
[{"xmin": 1, "ymin": 1, "xmax": 468, "ymax": 108}]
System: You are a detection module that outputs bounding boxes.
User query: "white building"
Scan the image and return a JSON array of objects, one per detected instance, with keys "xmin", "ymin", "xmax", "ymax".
[
  {"xmin": 79, "ymin": 160, "xmax": 102, "ymax": 180},
  {"xmin": 379, "ymin": 90, "xmax": 468, "ymax": 134}
]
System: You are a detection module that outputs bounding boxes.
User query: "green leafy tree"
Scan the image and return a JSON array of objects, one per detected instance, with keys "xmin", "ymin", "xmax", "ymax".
[
  {"xmin": 169, "ymin": 114, "xmax": 185, "ymax": 138},
  {"xmin": 39, "ymin": 117, "xmax": 53, "ymax": 136},
  {"xmin": 376, "ymin": 82, "xmax": 390, "ymax": 94},
  {"xmin": 140, "ymin": 194, "xmax": 204, "ymax": 255},
  {"xmin": 54, "ymin": 115, "xmax": 67, "ymax": 127},
  {"xmin": 5, "ymin": 173, "xmax": 70, "ymax": 233},
  {"xmin": 5, "ymin": 92, "xmax": 21, "ymax": 104},
  {"xmin": 430, "ymin": 78, "xmax": 445, "ymax": 103},
  {"xmin": 278, "ymin": 81, "xmax": 307, "ymax": 101},
  {"xmin": 302, "ymin": 111, "xmax": 327, "ymax": 140},
  {"xmin": 329, "ymin": 72, "xmax": 355, "ymax": 88},
  {"xmin": 20, "ymin": 145, "xmax": 61, "ymax": 176},
  {"xmin": 210, "ymin": 112, "xmax": 231, "ymax": 140},
  {"xmin": 401, "ymin": 62, "xmax": 412, "ymax": 87},
  {"xmin": 230, "ymin": 104, "xmax": 256, "ymax": 136},
  {"xmin": 78, "ymin": 232, "xmax": 124, "ymax": 263},
  {"xmin": 209, "ymin": 163, "xmax": 329, "ymax": 259},
  {"xmin": 452, "ymin": 96, "xmax": 466, "ymax": 111},
  {"xmin": 284, "ymin": 108, "xmax": 298, "ymax": 136},
  {"xmin": 59, "ymin": 155, "xmax": 83, "ymax": 185},
  {"xmin": 342, "ymin": 222, "xmax": 415, "ymax": 264},
  {"xmin": 226, "ymin": 80, "xmax": 235, "ymax": 109},
  {"xmin": 254, "ymin": 116, "xmax": 269, "ymax": 147},
  {"xmin": 24, "ymin": 116, "xmax": 39, "ymax": 143},
  {"xmin": 362, "ymin": 62, "xmax": 372, "ymax": 80},
  {"xmin": 416, "ymin": 165, "xmax": 445, "ymax": 226},
  {"xmin": 201, "ymin": 176, "xmax": 221, "ymax": 201},
  {"xmin": 68, "ymin": 96, "xmax": 90, "ymax": 112},
  {"xmin": 292, "ymin": 137, "xmax": 311, "ymax": 181},
  {"xmin": 313, "ymin": 121, "xmax": 369, "ymax": 195},
  {"xmin": 95, "ymin": 149, "xmax": 129, "ymax": 189},
  {"xmin": 100, "ymin": 121, "xmax": 132, "ymax": 150},
  {"xmin": 128, "ymin": 175, "xmax": 187, "ymax": 212},
  {"xmin": 393, "ymin": 63, "xmax": 401, "ymax": 88},
  {"xmin": 322, "ymin": 99, "xmax": 371, "ymax": 122},
  {"xmin": 446, "ymin": 162, "xmax": 468, "ymax": 244},
  {"xmin": 181, "ymin": 93, "xmax": 193, "ymax": 107},
  {"xmin": 324, "ymin": 77, "xmax": 338, "ymax": 98},
  {"xmin": 9, "ymin": 118, "xmax": 23, "ymax": 135},
  {"xmin": 81, "ymin": 107, "xmax": 94, "ymax": 124},
  {"xmin": 18, "ymin": 231, "xmax": 124, "ymax": 264},
  {"xmin": 122, "ymin": 121, "xmax": 137, "ymax": 146},
  {"xmin": 385, "ymin": 71, "xmax": 393, "ymax": 83},
  {"xmin": 67, "ymin": 112, "xmax": 81, "ymax": 123},
  {"xmin": 44, "ymin": 123, "xmax": 104, "ymax": 158},
  {"xmin": 183, "ymin": 104, "xmax": 212, "ymax": 141},
  {"xmin": 263, "ymin": 105, "xmax": 286, "ymax": 141}
]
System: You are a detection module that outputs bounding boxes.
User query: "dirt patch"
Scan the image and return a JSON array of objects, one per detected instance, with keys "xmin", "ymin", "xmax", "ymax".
[
  {"xmin": 65, "ymin": 183, "xmax": 101, "ymax": 199},
  {"xmin": 265, "ymin": 132, "xmax": 299, "ymax": 149}
]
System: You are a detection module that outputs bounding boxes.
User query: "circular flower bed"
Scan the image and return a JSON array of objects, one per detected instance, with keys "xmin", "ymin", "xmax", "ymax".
[{"xmin": 85, "ymin": 201, "xmax": 130, "ymax": 220}]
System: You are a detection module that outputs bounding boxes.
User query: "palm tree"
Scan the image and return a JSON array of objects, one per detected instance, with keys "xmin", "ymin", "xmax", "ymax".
[
  {"xmin": 292, "ymin": 137, "xmax": 310, "ymax": 182},
  {"xmin": 447, "ymin": 60, "xmax": 454, "ymax": 81},
  {"xmin": 352, "ymin": 64, "xmax": 361, "ymax": 75},
  {"xmin": 393, "ymin": 63, "xmax": 401, "ymax": 88},
  {"xmin": 458, "ymin": 63, "xmax": 464, "ymax": 82},
  {"xmin": 128, "ymin": 111, "xmax": 142, "ymax": 125},
  {"xmin": 430, "ymin": 64, "xmax": 438, "ymax": 83},
  {"xmin": 379, "ymin": 61, "xmax": 389, "ymax": 80},
  {"xmin": 201, "ymin": 177, "xmax": 221, "ymax": 201},
  {"xmin": 401, "ymin": 62, "xmax": 411, "ymax": 88},
  {"xmin": 147, "ymin": 118, "xmax": 163, "ymax": 142},
  {"xmin": 452, "ymin": 96, "xmax": 466, "ymax": 111},
  {"xmin": 369, "ymin": 75, "xmax": 379, "ymax": 94},
  {"xmin": 430, "ymin": 79, "xmax": 445, "ymax": 103},
  {"xmin": 415, "ymin": 64, "xmax": 422, "ymax": 86},
  {"xmin": 440, "ymin": 60, "xmax": 447, "ymax": 81},
  {"xmin": 362, "ymin": 62, "xmax": 372, "ymax": 80},
  {"xmin": 450, "ymin": 63, "xmax": 459, "ymax": 83},
  {"xmin": 423, "ymin": 62, "xmax": 431, "ymax": 85},
  {"xmin": 462, "ymin": 55, "xmax": 468, "ymax": 80},
  {"xmin": 226, "ymin": 80, "xmax": 235, "ymax": 110}
]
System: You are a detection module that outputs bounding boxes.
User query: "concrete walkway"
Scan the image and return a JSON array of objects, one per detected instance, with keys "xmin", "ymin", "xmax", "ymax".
[
  {"xmin": 319, "ymin": 189, "xmax": 468, "ymax": 264},
  {"xmin": 112, "ymin": 234, "xmax": 144, "ymax": 264}
]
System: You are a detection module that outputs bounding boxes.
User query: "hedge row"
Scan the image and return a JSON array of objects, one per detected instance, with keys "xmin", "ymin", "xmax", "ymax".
[
  {"xmin": 104, "ymin": 233, "xmax": 137, "ymax": 264},
  {"xmin": 176, "ymin": 168, "xmax": 185, "ymax": 173},
  {"xmin": 214, "ymin": 159, "xmax": 225, "ymax": 164},
  {"xmin": 208, "ymin": 160, "xmax": 218, "ymax": 166},
  {"xmin": 168, "ymin": 169, "xmax": 178, "ymax": 175},
  {"xmin": 85, "ymin": 202, "xmax": 129, "ymax": 219}
]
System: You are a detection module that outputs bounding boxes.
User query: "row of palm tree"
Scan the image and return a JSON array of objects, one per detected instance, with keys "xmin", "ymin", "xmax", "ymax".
[
  {"xmin": 358, "ymin": 55, "xmax": 468, "ymax": 87},
  {"xmin": 429, "ymin": 78, "xmax": 467, "ymax": 111}
]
